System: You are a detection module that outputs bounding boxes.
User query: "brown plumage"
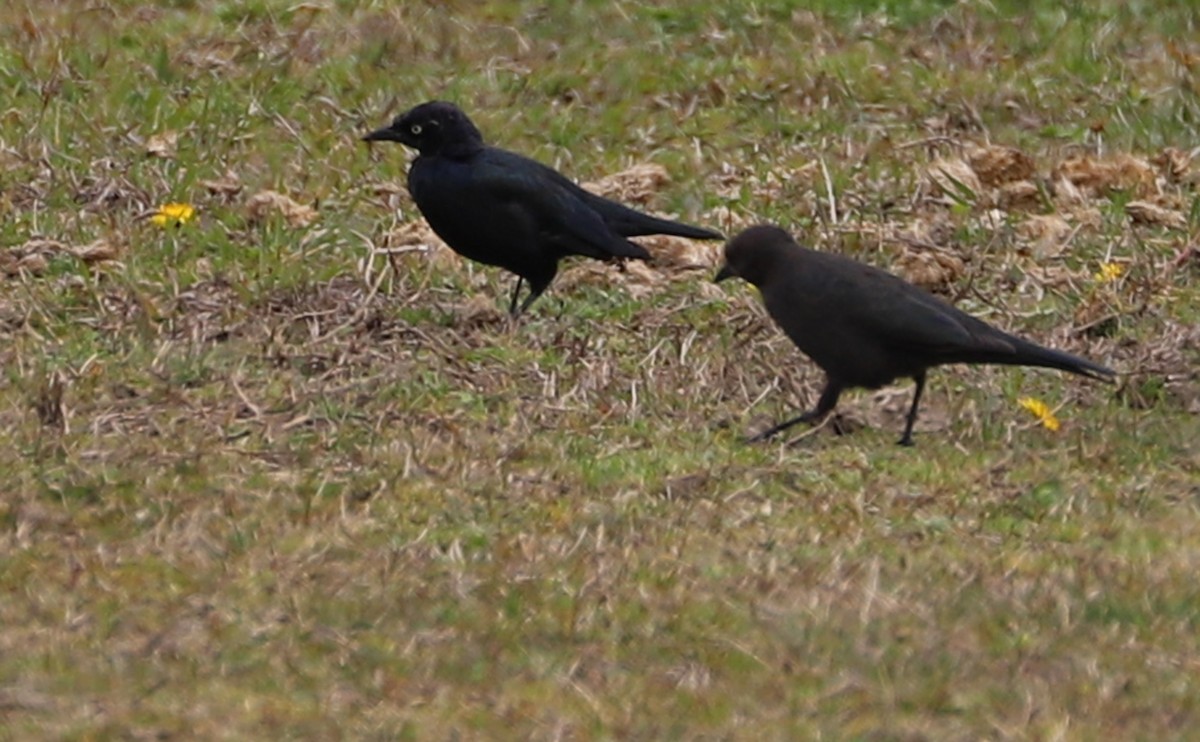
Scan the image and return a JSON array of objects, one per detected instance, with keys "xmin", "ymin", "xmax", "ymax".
[{"xmin": 715, "ymin": 225, "xmax": 1115, "ymax": 445}]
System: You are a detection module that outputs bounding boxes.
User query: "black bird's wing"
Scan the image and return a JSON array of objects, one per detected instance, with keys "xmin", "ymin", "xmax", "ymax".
[
  {"xmin": 473, "ymin": 149, "xmax": 650, "ymax": 260},
  {"xmin": 577, "ymin": 190, "xmax": 724, "ymax": 240},
  {"xmin": 483, "ymin": 149, "xmax": 721, "ymax": 241}
]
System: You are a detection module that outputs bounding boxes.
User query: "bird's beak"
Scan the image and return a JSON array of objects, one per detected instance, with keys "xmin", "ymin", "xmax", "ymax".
[
  {"xmin": 362, "ymin": 125, "xmax": 402, "ymax": 143},
  {"xmin": 713, "ymin": 264, "xmax": 735, "ymax": 283}
]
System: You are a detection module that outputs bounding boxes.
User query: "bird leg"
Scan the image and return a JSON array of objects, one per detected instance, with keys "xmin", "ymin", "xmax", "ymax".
[
  {"xmin": 507, "ymin": 277, "xmax": 525, "ymax": 316},
  {"xmin": 748, "ymin": 411, "xmax": 822, "ymax": 442},
  {"xmin": 515, "ymin": 278, "xmax": 551, "ymax": 317},
  {"xmin": 749, "ymin": 380, "xmax": 843, "ymax": 442},
  {"xmin": 897, "ymin": 371, "xmax": 926, "ymax": 447}
]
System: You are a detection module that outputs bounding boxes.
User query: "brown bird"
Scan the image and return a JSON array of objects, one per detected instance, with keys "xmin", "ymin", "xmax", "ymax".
[{"xmin": 715, "ymin": 225, "xmax": 1115, "ymax": 445}]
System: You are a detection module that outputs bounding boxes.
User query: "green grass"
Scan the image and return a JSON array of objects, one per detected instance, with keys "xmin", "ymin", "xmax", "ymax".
[{"xmin": 2, "ymin": 0, "xmax": 1200, "ymax": 738}]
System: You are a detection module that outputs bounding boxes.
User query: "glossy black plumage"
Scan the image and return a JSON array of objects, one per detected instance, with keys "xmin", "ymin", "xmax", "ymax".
[
  {"xmin": 364, "ymin": 101, "xmax": 722, "ymax": 315},
  {"xmin": 715, "ymin": 225, "xmax": 1115, "ymax": 445}
]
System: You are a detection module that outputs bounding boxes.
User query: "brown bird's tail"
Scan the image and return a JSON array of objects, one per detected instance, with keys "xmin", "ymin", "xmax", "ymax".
[{"xmin": 977, "ymin": 336, "xmax": 1116, "ymax": 382}]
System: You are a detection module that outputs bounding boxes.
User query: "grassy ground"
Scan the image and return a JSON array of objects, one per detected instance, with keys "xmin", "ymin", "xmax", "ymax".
[{"xmin": 2, "ymin": 0, "xmax": 1199, "ymax": 738}]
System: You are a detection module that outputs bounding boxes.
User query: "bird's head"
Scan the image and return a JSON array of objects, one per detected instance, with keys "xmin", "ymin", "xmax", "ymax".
[
  {"xmin": 714, "ymin": 224, "xmax": 796, "ymax": 287},
  {"xmin": 362, "ymin": 100, "xmax": 484, "ymax": 158}
]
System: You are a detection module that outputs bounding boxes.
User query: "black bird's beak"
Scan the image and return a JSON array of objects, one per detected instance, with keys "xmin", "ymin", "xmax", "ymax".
[
  {"xmin": 714, "ymin": 264, "xmax": 735, "ymax": 283},
  {"xmin": 362, "ymin": 125, "xmax": 402, "ymax": 143}
]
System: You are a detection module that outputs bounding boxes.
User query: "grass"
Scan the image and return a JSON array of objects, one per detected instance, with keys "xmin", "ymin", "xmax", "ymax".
[{"xmin": 2, "ymin": 0, "xmax": 1200, "ymax": 738}]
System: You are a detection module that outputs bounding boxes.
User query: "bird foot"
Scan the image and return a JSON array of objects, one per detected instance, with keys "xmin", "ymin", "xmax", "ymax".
[{"xmin": 746, "ymin": 411, "xmax": 828, "ymax": 444}]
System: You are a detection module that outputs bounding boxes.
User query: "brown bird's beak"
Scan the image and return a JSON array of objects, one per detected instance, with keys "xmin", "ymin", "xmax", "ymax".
[
  {"xmin": 714, "ymin": 264, "xmax": 735, "ymax": 283},
  {"xmin": 362, "ymin": 125, "xmax": 402, "ymax": 143}
]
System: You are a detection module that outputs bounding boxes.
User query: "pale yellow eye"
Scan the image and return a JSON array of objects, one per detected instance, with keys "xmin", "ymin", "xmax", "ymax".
[{"xmin": 410, "ymin": 124, "xmax": 422, "ymax": 135}]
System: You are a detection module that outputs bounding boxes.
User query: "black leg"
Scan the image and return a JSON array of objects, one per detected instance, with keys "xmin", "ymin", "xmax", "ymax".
[
  {"xmin": 516, "ymin": 278, "xmax": 550, "ymax": 316},
  {"xmin": 507, "ymin": 277, "xmax": 525, "ymax": 316},
  {"xmin": 897, "ymin": 371, "xmax": 926, "ymax": 447},
  {"xmin": 749, "ymin": 379, "xmax": 843, "ymax": 442}
]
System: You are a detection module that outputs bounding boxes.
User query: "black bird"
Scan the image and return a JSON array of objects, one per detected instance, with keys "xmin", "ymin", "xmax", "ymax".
[
  {"xmin": 715, "ymin": 225, "xmax": 1115, "ymax": 446},
  {"xmin": 363, "ymin": 101, "xmax": 723, "ymax": 315}
]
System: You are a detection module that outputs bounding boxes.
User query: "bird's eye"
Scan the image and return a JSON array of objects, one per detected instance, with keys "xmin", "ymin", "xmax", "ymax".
[{"xmin": 410, "ymin": 124, "xmax": 423, "ymax": 135}]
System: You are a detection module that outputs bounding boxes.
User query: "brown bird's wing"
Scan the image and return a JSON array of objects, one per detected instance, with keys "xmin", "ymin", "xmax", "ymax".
[
  {"xmin": 830, "ymin": 258, "xmax": 1016, "ymax": 358},
  {"xmin": 829, "ymin": 260, "xmax": 1115, "ymax": 379}
]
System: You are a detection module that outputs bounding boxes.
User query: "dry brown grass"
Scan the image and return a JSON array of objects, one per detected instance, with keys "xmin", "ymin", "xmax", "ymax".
[{"xmin": 1, "ymin": 1, "xmax": 1199, "ymax": 739}]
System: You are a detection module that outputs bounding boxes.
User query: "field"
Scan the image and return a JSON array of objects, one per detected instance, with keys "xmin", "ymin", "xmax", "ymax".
[{"xmin": 2, "ymin": 0, "xmax": 1199, "ymax": 738}]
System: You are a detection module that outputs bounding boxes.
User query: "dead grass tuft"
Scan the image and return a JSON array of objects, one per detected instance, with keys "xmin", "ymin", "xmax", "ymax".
[
  {"xmin": 583, "ymin": 163, "xmax": 672, "ymax": 204},
  {"xmin": 965, "ymin": 143, "xmax": 1037, "ymax": 186},
  {"xmin": 925, "ymin": 155, "xmax": 982, "ymax": 200},
  {"xmin": 1016, "ymin": 214, "xmax": 1075, "ymax": 258},
  {"xmin": 640, "ymin": 234, "xmax": 723, "ymax": 271},
  {"xmin": 200, "ymin": 172, "xmax": 244, "ymax": 199},
  {"xmin": 2, "ymin": 241, "xmax": 52, "ymax": 276},
  {"xmin": 1125, "ymin": 200, "xmax": 1188, "ymax": 230},
  {"xmin": 1052, "ymin": 153, "xmax": 1158, "ymax": 197},
  {"xmin": 143, "ymin": 130, "xmax": 179, "ymax": 159},
  {"xmin": 995, "ymin": 179, "xmax": 1042, "ymax": 212},
  {"xmin": 1151, "ymin": 146, "xmax": 1196, "ymax": 183},
  {"xmin": 894, "ymin": 249, "xmax": 966, "ymax": 292},
  {"xmin": 246, "ymin": 190, "xmax": 319, "ymax": 227}
]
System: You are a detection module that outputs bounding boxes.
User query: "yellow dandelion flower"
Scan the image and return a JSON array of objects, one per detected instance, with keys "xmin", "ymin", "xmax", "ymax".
[
  {"xmin": 1018, "ymin": 397, "xmax": 1060, "ymax": 432},
  {"xmin": 1094, "ymin": 262, "xmax": 1124, "ymax": 283},
  {"xmin": 151, "ymin": 202, "xmax": 196, "ymax": 228}
]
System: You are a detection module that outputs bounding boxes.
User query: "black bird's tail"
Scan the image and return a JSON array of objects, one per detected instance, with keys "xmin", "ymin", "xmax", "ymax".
[
  {"xmin": 978, "ymin": 336, "xmax": 1116, "ymax": 382},
  {"xmin": 582, "ymin": 194, "xmax": 724, "ymax": 240}
]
